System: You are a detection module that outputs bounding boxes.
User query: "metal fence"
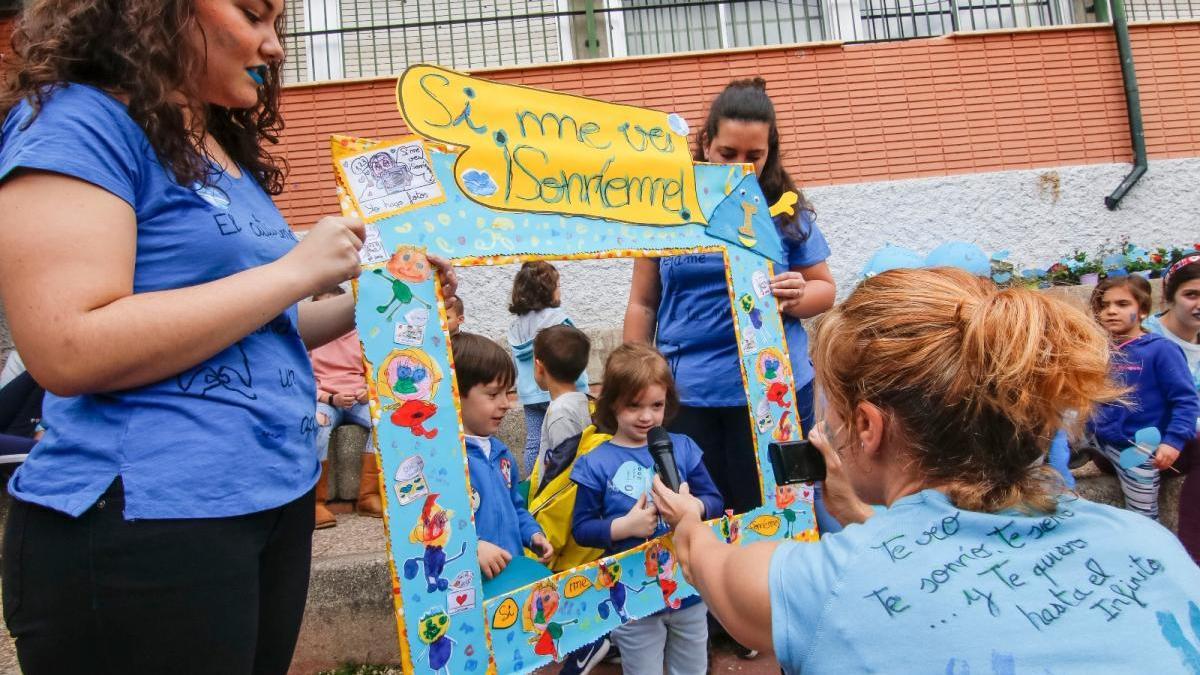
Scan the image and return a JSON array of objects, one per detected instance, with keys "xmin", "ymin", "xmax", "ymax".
[{"xmin": 280, "ymin": 0, "xmax": 1198, "ymax": 84}]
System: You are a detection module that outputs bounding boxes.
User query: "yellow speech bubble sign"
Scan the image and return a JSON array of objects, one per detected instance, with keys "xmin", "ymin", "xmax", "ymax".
[
  {"xmin": 491, "ymin": 597, "xmax": 519, "ymax": 630},
  {"xmin": 398, "ymin": 65, "xmax": 706, "ymax": 227},
  {"xmin": 747, "ymin": 515, "xmax": 782, "ymax": 537},
  {"xmin": 564, "ymin": 575, "xmax": 593, "ymax": 599}
]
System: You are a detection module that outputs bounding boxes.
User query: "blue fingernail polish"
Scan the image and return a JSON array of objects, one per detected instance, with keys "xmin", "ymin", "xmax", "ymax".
[{"xmin": 246, "ymin": 66, "xmax": 265, "ymax": 85}]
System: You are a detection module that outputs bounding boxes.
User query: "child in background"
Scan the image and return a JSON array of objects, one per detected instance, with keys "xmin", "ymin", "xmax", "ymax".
[
  {"xmin": 571, "ymin": 343, "xmax": 723, "ymax": 675},
  {"xmin": 450, "ymin": 333, "xmax": 554, "ymax": 581},
  {"xmin": 1087, "ymin": 275, "xmax": 1200, "ymax": 520},
  {"xmin": 310, "ymin": 288, "xmax": 381, "ymax": 528},
  {"xmin": 532, "ymin": 328, "xmax": 605, "ymax": 675},
  {"xmin": 446, "ymin": 296, "xmax": 465, "ymax": 336},
  {"xmin": 1143, "ymin": 252, "xmax": 1200, "ymax": 562},
  {"xmin": 1145, "ymin": 253, "xmax": 1200, "ymax": 390},
  {"xmin": 507, "ymin": 261, "xmax": 588, "ymax": 476},
  {"xmin": 533, "ymin": 325, "xmax": 593, "ymax": 474}
]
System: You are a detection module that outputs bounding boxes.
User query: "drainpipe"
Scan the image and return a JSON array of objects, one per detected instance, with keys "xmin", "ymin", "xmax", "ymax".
[{"xmin": 1104, "ymin": 0, "xmax": 1147, "ymax": 210}]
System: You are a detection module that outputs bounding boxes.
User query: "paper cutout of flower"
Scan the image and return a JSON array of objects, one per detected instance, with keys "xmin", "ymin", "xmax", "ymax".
[
  {"xmin": 462, "ymin": 169, "xmax": 498, "ymax": 197},
  {"xmin": 667, "ymin": 113, "xmax": 690, "ymax": 137},
  {"xmin": 1118, "ymin": 427, "xmax": 1161, "ymax": 469}
]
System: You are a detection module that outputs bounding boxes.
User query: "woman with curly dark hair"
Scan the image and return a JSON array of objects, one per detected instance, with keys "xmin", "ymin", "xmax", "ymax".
[{"xmin": 0, "ymin": 1, "xmax": 456, "ymax": 672}]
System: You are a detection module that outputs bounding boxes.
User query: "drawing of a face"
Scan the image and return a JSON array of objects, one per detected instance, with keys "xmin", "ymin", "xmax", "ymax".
[
  {"xmin": 645, "ymin": 543, "xmax": 675, "ymax": 577},
  {"xmin": 523, "ymin": 581, "xmax": 561, "ymax": 630},
  {"xmin": 369, "ymin": 152, "xmax": 396, "ymax": 176},
  {"xmin": 775, "ymin": 484, "xmax": 797, "ymax": 510},
  {"xmin": 386, "ymin": 246, "xmax": 432, "ymax": 283},
  {"xmin": 595, "ymin": 560, "xmax": 622, "ymax": 589},
  {"xmin": 419, "ymin": 609, "xmax": 451, "ymax": 644},
  {"xmin": 368, "ymin": 152, "xmax": 414, "ymax": 191},
  {"xmin": 410, "ymin": 494, "xmax": 452, "ymax": 547}
]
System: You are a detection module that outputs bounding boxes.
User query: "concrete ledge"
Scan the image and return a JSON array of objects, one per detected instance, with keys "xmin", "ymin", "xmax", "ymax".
[
  {"xmin": 329, "ymin": 424, "xmax": 370, "ymax": 501},
  {"xmin": 292, "ymin": 517, "xmax": 399, "ymax": 674}
]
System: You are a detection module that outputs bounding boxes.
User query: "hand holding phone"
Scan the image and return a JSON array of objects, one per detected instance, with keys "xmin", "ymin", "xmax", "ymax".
[{"xmin": 768, "ymin": 439, "xmax": 826, "ymax": 485}]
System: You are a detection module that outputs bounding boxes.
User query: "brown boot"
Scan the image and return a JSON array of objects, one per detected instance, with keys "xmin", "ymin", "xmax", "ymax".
[
  {"xmin": 357, "ymin": 453, "xmax": 384, "ymax": 517},
  {"xmin": 315, "ymin": 460, "xmax": 337, "ymax": 529}
]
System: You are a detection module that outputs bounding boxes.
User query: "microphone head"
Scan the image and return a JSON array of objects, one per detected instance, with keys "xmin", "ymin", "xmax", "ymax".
[{"xmin": 647, "ymin": 426, "xmax": 671, "ymax": 449}]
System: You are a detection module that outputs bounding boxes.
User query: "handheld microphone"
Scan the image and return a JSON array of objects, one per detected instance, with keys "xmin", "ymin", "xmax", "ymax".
[{"xmin": 647, "ymin": 426, "xmax": 682, "ymax": 492}]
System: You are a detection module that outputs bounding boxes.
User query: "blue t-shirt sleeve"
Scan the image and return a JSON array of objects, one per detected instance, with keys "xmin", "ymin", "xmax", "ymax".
[
  {"xmin": 673, "ymin": 434, "xmax": 724, "ymax": 518},
  {"xmin": 0, "ymin": 85, "xmax": 141, "ymax": 206},
  {"xmin": 1156, "ymin": 342, "xmax": 1200, "ymax": 451},
  {"xmin": 769, "ymin": 534, "xmax": 855, "ymax": 670},
  {"xmin": 783, "ymin": 213, "xmax": 832, "ymax": 270},
  {"xmin": 506, "ymin": 448, "xmax": 543, "ymax": 546},
  {"xmin": 570, "ymin": 455, "xmax": 614, "ymax": 549}
]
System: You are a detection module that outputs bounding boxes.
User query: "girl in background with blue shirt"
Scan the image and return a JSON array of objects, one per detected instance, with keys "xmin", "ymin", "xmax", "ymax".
[
  {"xmin": 1087, "ymin": 275, "xmax": 1197, "ymax": 520},
  {"xmin": 571, "ymin": 343, "xmax": 723, "ymax": 675},
  {"xmin": 624, "ymin": 79, "xmax": 837, "ymax": 527},
  {"xmin": 0, "ymin": 1, "xmax": 456, "ymax": 673}
]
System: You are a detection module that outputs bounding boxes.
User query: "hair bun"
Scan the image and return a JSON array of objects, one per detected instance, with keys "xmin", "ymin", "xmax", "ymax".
[{"xmin": 750, "ymin": 77, "xmax": 768, "ymax": 91}]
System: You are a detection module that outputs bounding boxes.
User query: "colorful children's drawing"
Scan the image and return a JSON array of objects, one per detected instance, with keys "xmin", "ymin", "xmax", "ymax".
[
  {"xmin": 404, "ymin": 494, "xmax": 468, "ymax": 593},
  {"xmin": 415, "ymin": 608, "xmax": 456, "ymax": 675},
  {"xmin": 644, "ymin": 542, "xmax": 682, "ymax": 610},
  {"xmin": 334, "ymin": 138, "xmax": 445, "ymax": 221},
  {"xmin": 335, "ymin": 64, "xmax": 816, "ymax": 675},
  {"xmin": 593, "ymin": 559, "xmax": 649, "ymax": 624},
  {"xmin": 521, "ymin": 581, "xmax": 578, "ymax": 660}
]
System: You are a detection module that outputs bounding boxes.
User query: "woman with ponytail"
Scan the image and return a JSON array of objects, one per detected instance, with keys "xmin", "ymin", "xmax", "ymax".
[
  {"xmin": 624, "ymin": 77, "xmax": 837, "ymax": 525},
  {"xmin": 652, "ymin": 268, "xmax": 1200, "ymax": 672}
]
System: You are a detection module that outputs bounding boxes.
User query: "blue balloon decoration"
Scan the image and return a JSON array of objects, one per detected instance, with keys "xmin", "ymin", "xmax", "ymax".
[
  {"xmin": 925, "ymin": 241, "xmax": 991, "ymax": 277},
  {"xmin": 861, "ymin": 244, "xmax": 925, "ymax": 277}
]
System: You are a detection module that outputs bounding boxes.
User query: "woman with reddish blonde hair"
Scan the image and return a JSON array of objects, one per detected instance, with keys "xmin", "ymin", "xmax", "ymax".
[{"xmin": 654, "ymin": 267, "xmax": 1200, "ymax": 672}]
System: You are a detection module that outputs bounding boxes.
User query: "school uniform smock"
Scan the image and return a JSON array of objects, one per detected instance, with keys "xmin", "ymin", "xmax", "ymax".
[
  {"xmin": 570, "ymin": 433, "xmax": 723, "ymax": 554},
  {"xmin": 465, "ymin": 436, "xmax": 543, "ymax": 557},
  {"xmin": 1088, "ymin": 333, "xmax": 1199, "ymax": 453},
  {"xmin": 655, "ymin": 213, "xmax": 830, "ymax": 406},
  {"xmin": 769, "ymin": 489, "xmax": 1200, "ymax": 672},
  {"xmin": 0, "ymin": 84, "xmax": 318, "ymax": 519}
]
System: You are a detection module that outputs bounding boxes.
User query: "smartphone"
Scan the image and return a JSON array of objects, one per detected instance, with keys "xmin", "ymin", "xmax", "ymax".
[{"xmin": 768, "ymin": 440, "xmax": 826, "ymax": 485}]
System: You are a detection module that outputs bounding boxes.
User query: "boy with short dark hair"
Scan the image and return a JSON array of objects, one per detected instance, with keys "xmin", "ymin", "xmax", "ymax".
[
  {"xmin": 450, "ymin": 332, "xmax": 553, "ymax": 580},
  {"xmin": 532, "ymin": 325, "xmax": 593, "ymax": 474},
  {"xmin": 446, "ymin": 296, "xmax": 464, "ymax": 336}
]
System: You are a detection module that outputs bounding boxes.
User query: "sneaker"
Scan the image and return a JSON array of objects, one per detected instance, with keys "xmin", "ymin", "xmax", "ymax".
[
  {"xmin": 735, "ymin": 643, "xmax": 760, "ymax": 660},
  {"xmin": 560, "ymin": 637, "xmax": 611, "ymax": 675}
]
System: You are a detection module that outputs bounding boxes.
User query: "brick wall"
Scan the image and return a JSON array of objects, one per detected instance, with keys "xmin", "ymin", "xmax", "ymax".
[
  {"xmin": 274, "ymin": 21, "xmax": 1200, "ymax": 228},
  {"xmin": 0, "ymin": 12, "xmax": 1195, "ymax": 228}
]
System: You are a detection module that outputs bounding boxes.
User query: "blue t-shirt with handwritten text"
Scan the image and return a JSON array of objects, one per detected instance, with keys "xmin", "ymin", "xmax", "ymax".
[
  {"xmin": 0, "ymin": 84, "xmax": 318, "ymax": 519},
  {"xmin": 769, "ymin": 489, "xmax": 1200, "ymax": 673},
  {"xmin": 656, "ymin": 214, "xmax": 830, "ymax": 406}
]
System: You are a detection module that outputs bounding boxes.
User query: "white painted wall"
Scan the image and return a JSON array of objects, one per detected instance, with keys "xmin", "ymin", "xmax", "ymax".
[{"xmin": 454, "ymin": 157, "xmax": 1200, "ymax": 341}]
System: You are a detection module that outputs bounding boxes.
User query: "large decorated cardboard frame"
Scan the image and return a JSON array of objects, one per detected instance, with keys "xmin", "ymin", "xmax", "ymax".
[{"xmin": 331, "ymin": 64, "xmax": 819, "ymax": 675}]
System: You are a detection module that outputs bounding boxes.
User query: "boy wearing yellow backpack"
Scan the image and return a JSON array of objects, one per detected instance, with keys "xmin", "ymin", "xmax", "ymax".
[{"xmin": 526, "ymin": 325, "xmax": 612, "ymax": 674}]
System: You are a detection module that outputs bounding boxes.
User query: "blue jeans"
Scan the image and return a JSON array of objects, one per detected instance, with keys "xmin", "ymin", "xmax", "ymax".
[
  {"xmin": 315, "ymin": 401, "xmax": 372, "ymax": 462},
  {"xmin": 522, "ymin": 402, "xmax": 549, "ymax": 478}
]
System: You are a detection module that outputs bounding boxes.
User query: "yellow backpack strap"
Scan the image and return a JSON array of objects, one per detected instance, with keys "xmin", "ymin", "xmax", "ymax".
[
  {"xmin": 528, "ymin": 447, "xmax": 545, "ymax": 497},
  {"xmin": 577, "ymin": 424, "xmax": 611, "ymax": 457}
]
